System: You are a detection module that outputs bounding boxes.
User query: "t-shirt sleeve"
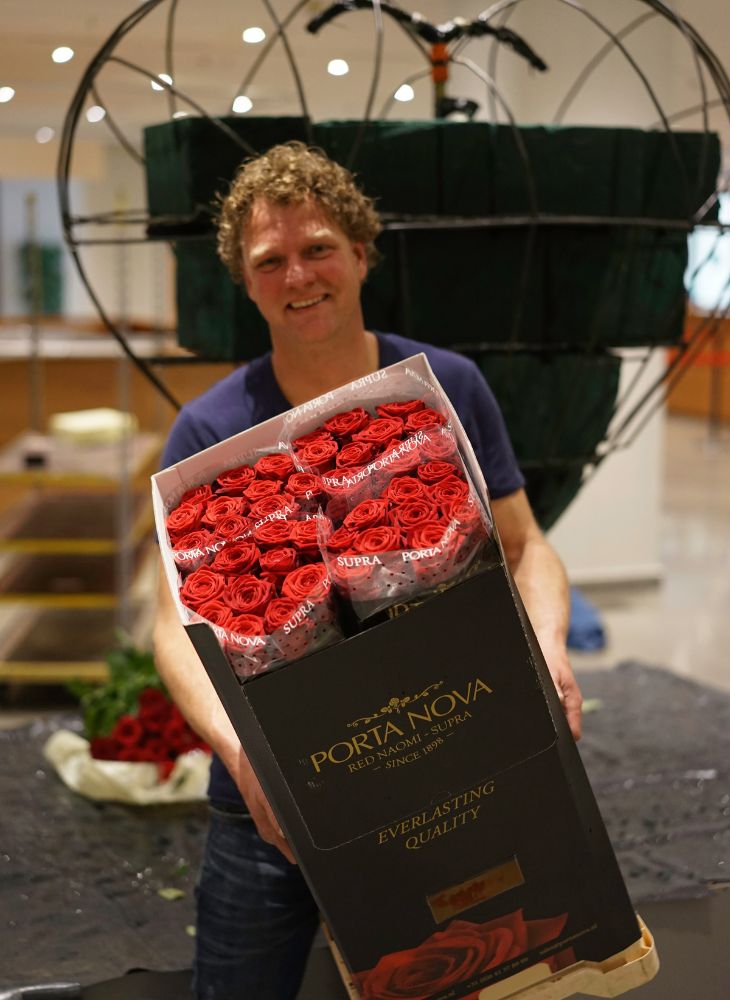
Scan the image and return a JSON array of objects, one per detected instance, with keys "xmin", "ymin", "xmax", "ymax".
[
  {"xmin": 160, "ymin": 405, "xmax": 219, "ymax": 469},
  {"xmin": 458, "ymin": 362, "xmax": 525, "ymax": 500}
]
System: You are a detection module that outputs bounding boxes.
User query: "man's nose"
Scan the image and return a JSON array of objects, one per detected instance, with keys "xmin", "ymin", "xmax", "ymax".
[{"xmin": 284, "ymin": 257, "xmax": 314, "ymax": 287}]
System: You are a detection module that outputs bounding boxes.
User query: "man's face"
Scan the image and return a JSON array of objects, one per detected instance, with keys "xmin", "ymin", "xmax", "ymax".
[{"xmin": 241, "ymin": 198, "xmax": 368, "ymax": 349}]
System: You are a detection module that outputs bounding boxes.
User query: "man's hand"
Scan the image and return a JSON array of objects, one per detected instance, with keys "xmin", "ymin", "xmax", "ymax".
[
  {"xmin": 224, "ymin": 740, "xmax": 297, "ymax": 864},
  {"xmin": 536, "ymin": 632, "xmax": 583, "ymax": 741}
]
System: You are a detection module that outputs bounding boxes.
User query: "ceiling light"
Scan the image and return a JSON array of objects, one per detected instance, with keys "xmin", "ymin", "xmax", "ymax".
[
  {"xmin": 232, "ymin": 95, "xmax": 253, "ymax": 114},
  {"xmin": 151, "ymin": 73, "xmax": 173, "ymax": 92},
  {"xmin": 394, "ymin": 83, "xmax": 415, "ymax": 103},
  {"xmin": 52, "ymin": 46, "xmax": 75, "ymax": 64},
  {"xmin": 36, "ymin": 126, "xmax": 55, "ymax": 144},
  {"xmin": 327, "ymin": 59, "xmax": 349, "ymax": 77},
  {"xmin": 86, "ymin": 105, "xmax": 106, "ymax": 123},
  {"xmin": 0, "ymin": 86, "xmax": 15, "ymax": 103},
  {"xmin": 242, "ymin": 27, "xmax": 266, "ymax": 44},
  {"xmin": 172, "ymin": 110, "xmax": 188, "ymax": 119}
]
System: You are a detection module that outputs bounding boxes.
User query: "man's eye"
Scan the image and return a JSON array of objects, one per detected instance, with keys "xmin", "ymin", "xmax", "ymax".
[
  {"xmin": 308, "ymin": 244, "xmax": 330, "ymax": 257},
  {"xmin": 258, "ymin": 258, "xmax": 279, "ymax": 271}
]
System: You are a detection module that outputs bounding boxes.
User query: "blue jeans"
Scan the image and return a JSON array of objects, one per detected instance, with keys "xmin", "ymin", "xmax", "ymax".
[{"xmin": 193, "ymin": 802, "xmax": 320, "ymax": 999}]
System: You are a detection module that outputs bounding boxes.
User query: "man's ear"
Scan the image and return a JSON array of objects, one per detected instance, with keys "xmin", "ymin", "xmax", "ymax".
[{"xmin": 353, "ymin": 242, "xmax": 368, "ymax": 282}]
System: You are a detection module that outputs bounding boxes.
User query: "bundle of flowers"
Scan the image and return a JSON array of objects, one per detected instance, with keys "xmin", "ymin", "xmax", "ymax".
[
  {"xmin": 163, "ymin": 389, "xmax": 492, "ymax": 681},
  {"xmin": 165, "ymin": 451, "xmax": 342, "ymax": 679}
]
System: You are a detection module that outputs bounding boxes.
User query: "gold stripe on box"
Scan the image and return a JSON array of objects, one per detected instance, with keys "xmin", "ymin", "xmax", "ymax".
[{"xmin": 427, "ymin": 857, "xmax": 525, "ymax": 923}]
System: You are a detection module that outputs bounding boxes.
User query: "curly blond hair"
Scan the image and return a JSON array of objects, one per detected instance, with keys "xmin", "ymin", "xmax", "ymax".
[{"xmin": 216, "ymin": 141, "xmax": 382, "ymax": 283}]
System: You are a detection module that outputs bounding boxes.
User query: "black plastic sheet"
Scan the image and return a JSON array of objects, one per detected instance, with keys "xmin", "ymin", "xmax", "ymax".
[{"xmin": 1, "ymin": 661, "xmax": 728, "ymax": 987}]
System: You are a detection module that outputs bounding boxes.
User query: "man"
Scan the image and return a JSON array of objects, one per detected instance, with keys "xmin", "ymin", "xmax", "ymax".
[{"xmin": 154, "ymin": 141, "xmax": 582, "ymax": 999}]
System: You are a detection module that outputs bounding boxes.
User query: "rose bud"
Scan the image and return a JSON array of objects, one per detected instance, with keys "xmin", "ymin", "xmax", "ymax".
[
  {"xmin": 215, "ymin": 463, "xmax": 257, "ymax": 495},
  {"xmin": 324, "ymin": 525, "xmax": 357, "ymax": 554},
  {"xmin": 375, "ymin": 398, "xmax": 425, "ymax": 420},
  {"xmin": 407, "ymin": 521, "xmax": 452, "ymax": 550},
  {"xmin": 382, "ymin": 475, "xmax": 427, "ymax": 505},
  {"xmin": 286, "ymin": 471, "xmax": 324, "ymax": 502},
  {"xmin": 343, "ymin": 498, "xmax": 389, "ymax": 532},
  {"xmin": 228, "ymin": 612, "xmax": 266, "ymax": 638},
  {"xmin": 213, "ymin": 514, "xmax": 253, "ymax": 543},
  {"xmin": 166, "ymin": 501, "xmax": 204, "ymax": 541},
  {"xmin": 259, "ymin": 546, "xmax": 299, "ymax": 581},
  {"xmin": 443, "ymin": 496, "xmax": 484, "ymax": 531},
  {"xmin": 379, "ymin": 439, "xmax": 421, "ymax": 476},
  {"xmin": 249, "ymin": 493, "xmax": 299, "ymax": 521},
  {"xmin": 178, "ymin": 483, "xmax": 213, "ymax": 506},
  {"xmin": 290, "ymin": 517, "xmax": 330, "ymax": 559},
  {"xmin": 211, "ymin": 540, "xmax": 260, "ymax": 576},
  {"xmin": 254, "ymin": 452, "xmax": 295, "ymax": 482},
  {"xmin": 324, "ymin": 406, "xmax": 371, "ymax": 440},
  {"xmin": 292, "ymin": 428, "xmax": 334, "ymax": 451},
  {"xmin": 431, "ymin": 475, "xmax": 470, "ymax": 507},
  {"xmin": 196, "ymin": 599, "xmax": 237, "ymax": 628},
  {"xmin": 336, "ymin": 440, "xmax": 376, "ymax": 470},
  {"xmin": 352, "ymin": 525, "xmax": 402, "ymax": 555},
  {"xmin": 296, "ymin": 437, "xmax": 340, "ymax": 473},
  {"xmin": 179, "ymin": 566, "xmax": 226, "ymax": 610},
  {"xmin": 404, "ymin": 407, "xmax": 447, "ymax": 433},
  {"xmin": 263, "ymin": 596, "xmax": 302, "ymax": 635},
  {"xmin": 390, "ymin": 498, "xmax": 439, "ymax": 531},
  {"xmin": 417, "ymin": 460, "xmax": 462, "ymax": 486},
  {"xmin": 172, "ymin": 529, "xmax": 215, "ymax": 572},
  {"xmin": 226, "ymin": 575, "xmax": 274, "ymax": 616},
  {"xmin": 201, "ymin": 495, "xmax": 246, "ymax": 528},
  {"xmin": 281, "ymin": 562, "xmax": 331, "ymax": 603},
  {"xmin": 420, "ymin": 429, "xmax": 458, "ymax": 462},
  {"xmin": 253, "ymin": 518, "xmax": 294, "ymax": 549},
  {"xmin": 353, "ymin": 416, "xmax": 404, "ymax": 448},
  {"xmin": 244, "ymin": 478, "xmax": 282, "ymax": 504}
]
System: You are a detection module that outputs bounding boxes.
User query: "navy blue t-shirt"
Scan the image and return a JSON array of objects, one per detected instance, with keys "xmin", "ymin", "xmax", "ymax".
[{"xmin": 161, "ymin": 332, "xmax": 524, "ymax": 806}]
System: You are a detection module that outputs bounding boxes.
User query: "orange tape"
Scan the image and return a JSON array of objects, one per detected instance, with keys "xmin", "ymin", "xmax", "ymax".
[
  {"xmin": 431, "ymin": 43, "xmax": 449, "ymax": 83},
  {"xmin": 668, "ymin": 347, "xmax": 730, "ymax": 368}
]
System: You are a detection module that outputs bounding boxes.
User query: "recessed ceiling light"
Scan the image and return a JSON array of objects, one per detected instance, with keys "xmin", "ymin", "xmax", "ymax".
[
  {"xmin": 172, "ymin": 110, "xmax": 188, "ymax": 119},
  {"xmin": 151, "ymin": 73, "xmax": 173, "ymax": 92},
  {"xmin": 232, "ymin": 95, "xmax": 253, "ymax": 114},
  {"xmin": 0, "ymin": 86, "xmax": 15, "ymax": 103},
  {"xmin": 36, "ymin": 126, "xmax": 55, "ymax": 144},
  {"xmin": 86, "ymin": 105, "xmax": 106, "ymax": 123},
  {"xmin": 242, "ymin": 27, "xmax": 266, "ymax": 44},
  {"xmin": 394, "ymin": 84, "xmax": 415, "ymax": 103},
  {"xmin": 52, "ymin": 46, "xmax": 75, "ymax": 64},
  {"xmin": 327, "ymin": 59, "xmax": 349, "ymax": 77}
]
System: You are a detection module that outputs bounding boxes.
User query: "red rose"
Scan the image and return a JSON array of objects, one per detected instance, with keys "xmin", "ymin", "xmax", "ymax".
[
  {"xmin": 254, "ymin": 453, "xmax": 295, "ymax": 481},
  {"xmin": 89, "ymin": 736, "xmax": 121, "ymax": 760},
  {"xmin": 443, "ymin": 496, "xmax": 484, "ymax": 532},
  {"xmin": 281, "ymin": 562, "xmax": 331, "ymax": 603},
  {"xmin": 216, "ymin": 463, "xmax": 256, "ymax": 494},
  {"xmin": 417, "ymin": 460, "xmax": 462, "ymax": 486},
  {"xmin": 296, "ymin": 437, "xmax": 340, "ymax": 472},
  {"xmin": 166, "ymin": 501, "xmax": 204, "ymax": 541},
  {"xmin": 211, "ymin": 540, "xmax": 260, "ymax": 576},
  {"xmin": 390, "ymin": 498, "xmax": 439, "ymax": 531},
  {"xmin": 253, "ymin": 518, "xmax": 293, "ymax": 548},
  {"xmin": 117, "ymin": 746, "xmax": 147, "ymax": 762},
  {"xmin": 325, "ymin": 525, "xmax": 357, "ymax": 553},
  {"xmin": 172, "ymin": 529, "xmax": 216, "ymax": 572},
  {"xmin": 354, "ymin": 416, "xmax": 404, "ymax": 447},
  {"xmin": 292, "ymin": 428, "xmax": 334, "ymax": 451},
  {"xmin": 137, "ymin": 689, "xmax": 171, "ymax": 735},
  {"xmin": 336, "ymin": 440, "xmax": 376, "ymax": 470},
  {"xmin": 420, "ymin": 429, "xmax": 458, "ymax": 462},
  {"xmin": 382, "ymin": 475, "xmax": 427, "ymax": 505},
  {"xmin": 286, "ymin": 472, "xmax": 323, "ymax": 502},
  {"xmin": 259, "ymin": 546, "xmax": 299, "ymax": 580},
  {"xmin": 228, "ymin": 612, "xmax": 266, "ymax": 638},
  {"xmin": 226, "ymin": 575, "xmax": 274, "ymax": 616},
  {"xmin": 289, "ymin": 518, "xmax": 325, "ymax": 558},
  {"xmin": 201, "ymin": 495, "xmax": 246, "ymax": 528},
  {"xmin": 376, "ymin": 399, "xmax": 425, "ymax": 420},
  {"xmin": 352, "ymin": 525, "xmax": 402, "ymax": 555},
  {"xmin": 343, "ymin": 498, "xmax": 389, "ymax": 532},
  {"xmin": 263, "ymin": 597, "xmax": 301, "ymax": 634},
  {"xmin": 196, "ymin": 599, "xmax": 237, "ymax": 628},
  {"xmin": 213, "ymin": 514, "xmax": 253, "ymax": 542},
  {"xmin": 110, "ymin": 714, "xmax": 144, "ymax": 748},
  {"xmin": 404, "ymin": 407, "xmax": 447, "ymax": 433},
  {"xmin": 249, "ymin": 493, "xmax": 299, "ymax": 521},
  {"xmin": 379, "ymin": 439, "xmax": 422, "ymax": 476},
  {"xmin": 431, "ymin": 475, "xmax": 470, "ymax": 507},
  {"xmin": 330, "ymin": 555, "xmax": 377, "ymax": 596},
  {"xmin": 179, "ymin": 483, "xmax": 213, "ymax": 506},
  {"xmin": 180, "ymin": 566, "xmax": 226, "ymax": 610},
  {"xmin": 406, "ymin": 521, "xmax": 451, "ymax": 550},
  {"xmin": 324, "ymin": 406, "xmax": 371, "ymax": 439},
  {"xmin": 356, "ymin": 909, "xmax": 569, "ymax": 1000},
  {"xmin": 244, "ymin": 478, "xmax": 281, "ymax": 504}
]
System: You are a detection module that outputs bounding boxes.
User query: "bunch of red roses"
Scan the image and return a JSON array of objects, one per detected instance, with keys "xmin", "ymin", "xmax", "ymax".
[
  {"xmin": 89, "ymin": 687, "xmax": 209, "ymax": 780},
  {"xmin": 164, "ymin": 397, "xmax": 490, "ymax": 679},
  {"xmin": 165, "ymin": 450, "xmax": 341, "ymax": 678}
]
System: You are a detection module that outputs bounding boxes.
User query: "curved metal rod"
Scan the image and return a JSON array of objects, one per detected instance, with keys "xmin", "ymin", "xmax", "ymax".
[
  {"xmin": 347, "ymin": 0, "xmax": 385, "ymax": 169},
  {"xmin": 260, "ymin": 0, "xmax": 314, "ymax": 141},
  {"xmin": 165, "ymin": 0, "xmax": 180, "ymax": 118},
  {"xmin": 655, "ymin": 97, "xmax": 729, "ymax": 129},
  {"xmin": 233, "ymin": 0, "xmax": 310, "ymax": 108},
  {"xmin": 552, "ymin": 10, "xmax": 657, "ymax": 124},
  {"xmin": 107, "ymin": 56, "xmax": 259, "ymax": 156},
  {"xmin": 377, "ymin": 68, "xmax": 431, "ymax": 120},
  {"xmin": 90, "ymin": 83, "xmax": 144, "ymax": 165}
]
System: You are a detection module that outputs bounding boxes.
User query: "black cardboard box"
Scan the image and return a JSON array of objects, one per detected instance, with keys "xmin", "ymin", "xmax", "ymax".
[{"xmin": 152, "ymin": 355, "xmax": 654, "ymax": 999}]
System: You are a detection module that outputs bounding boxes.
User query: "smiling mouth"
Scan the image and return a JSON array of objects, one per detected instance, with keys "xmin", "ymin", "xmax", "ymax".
[{"xmin": 288, "ymin": 294, "xmax": 327, "ymax": 311}]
